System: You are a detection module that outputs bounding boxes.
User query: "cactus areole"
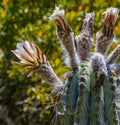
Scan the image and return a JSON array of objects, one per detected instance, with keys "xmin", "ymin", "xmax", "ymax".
[{"xmin": 12, "ymin": 7, "xmax": 120, "ymax": 125}]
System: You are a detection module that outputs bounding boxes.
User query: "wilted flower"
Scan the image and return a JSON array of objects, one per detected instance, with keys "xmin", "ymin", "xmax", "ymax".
[
  {"xmin": 12, "ymin": 41, "xmax": 44, "ymax": 67},
  {"xmin": 76, "ymin": 12, "xmax": 94, "ymax": 61},
  {"xmin": 12, "ymin": 41, "xmax": 63, "ymax": 92},
  {"xmin": 95, "ymin": 7, "xmax": 119, "ymax": 55},
  {"xmin": 103, "ymin": 7, "xmax": 119, "ymax": 26},
  {"xmin": 49, "ymin": 6, "xmax": 65, "ymax": 20},
  {"xmin": 82, "ymin": 12, "xmax": 95, "ymax": 36},
  {"xmin": 50, "ymin": 6, "xmax": 79, "ymax": 68},
  {"xmin": 49, "ymin": 6, "xmax": 70, "ymax": 33}
]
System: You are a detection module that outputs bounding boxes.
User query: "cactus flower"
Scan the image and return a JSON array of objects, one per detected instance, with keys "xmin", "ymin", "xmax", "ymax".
[
  {"xmin": 50, "ymin": 6, "xmax": 79, "ymax": 69},
  {"xmin": 103, "ymin": 7, "xmax": 119, "ymax": 27},
  {"xmin": 12, "ymin": 41, "xmax": 63, "ymax": 92},
  {"xmin": 49, "ymin": 6, "xmax": 71, "ymax": 33},
  {"xmin": 12, "ymin": 41, "xmax": 44, "ymax": 67},
  {"xmin": 96, "ymin": 7, "xmax": 119, "ymax": 55},
  {"xmin": 76, "ymin": 12, "xmax": 94, "ymax": 61}
]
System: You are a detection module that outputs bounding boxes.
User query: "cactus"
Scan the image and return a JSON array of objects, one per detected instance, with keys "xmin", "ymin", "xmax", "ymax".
[
  {"xmin": 74, "ymin": 62, "xmax": 91, "ymax": 125},
  {"xmin": 12, "ymin": 7, "xmax": 120, "ymax": 125},
  {"xmin": 104, "ymin": 64, "xmax": 120, "ymax": 125}
]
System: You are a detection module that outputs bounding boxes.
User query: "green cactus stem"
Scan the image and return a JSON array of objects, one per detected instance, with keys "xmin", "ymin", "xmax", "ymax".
[
  {"xmin": 116, "ymin": 80, "xmax": 120, "ymax": 125},
  {"xmin": 89, "ymin": 70, "xmax": 105, "ymax": 125},
  {"xmin": 104, "ymin": 73, "xmax": 119, "ymax": 125},
  {"xmin": 60, "ymin": 69, "xmax": 79, "ymax": 125},
  {"xmin": 59, "ymin": 81, "xmax": 73, "ymax": 125},
  {"xmin": 74, "ymin": 62, "xmax": 91, "ymax": 125}
]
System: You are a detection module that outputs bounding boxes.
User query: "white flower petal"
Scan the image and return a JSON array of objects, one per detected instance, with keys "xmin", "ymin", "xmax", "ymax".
[
  {"xmin": 16, "ymin": 43, "xmax": 23, "ymax": 52},
  {"xmin": 16, "ymin": 41, "xmax": 37, "ymax": 62},
  {"xmin": 23, "ymin": 41, "xmax": 34, "ymax": 54},
  {"xmin": 49, "ymin": 6, "xmax": 65, "ymax": 20},
  {"xmin": 12, "ymin": 50, "xmax": 25, "ymax": 61}
]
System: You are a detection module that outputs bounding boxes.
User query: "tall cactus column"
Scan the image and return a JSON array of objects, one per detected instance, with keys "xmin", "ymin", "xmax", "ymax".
[
  {"xmin": 94, "ymin": 7, "xmax": 119, "ymax": 125},
  {"xmin": 104, "ymin": 68, "xmax": 119, "ymax": 125},
  {"xmin": 50, "ymin": 7, "xmax": 80, "ymax": 125},
  {"xmin": 74, "ymin": 62, "xmax": 91, "ymax": 125},
  {"xmin": 60, "ymin": 69, "xmax": 79, "ymax": 125},
  {"xmin": 74, "ymin": 12, "xmax": 94, "ymax": 125},
  {"xmin": 90, "ymin": 71, "xmax": 104, "ymax": 125},
  {"xmin": 89, "ymin": 53, "xmax": 107, "ymax": 125}
]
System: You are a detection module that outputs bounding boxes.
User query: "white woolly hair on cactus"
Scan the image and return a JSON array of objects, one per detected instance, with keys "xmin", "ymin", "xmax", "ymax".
[
  {"xmin": 109, "ymin": 64, "xmax": 120, "ymax": 80},
  {"xmin": 85, "ymin": 12, "xmax": 95, "ymax": 21},
  {"xmin": 12, "ymin": 40, "xmax": 63, "ymax": 92},
  {"xmin": 62, "ymin": 44, "xmax": 79, "ymax": 69},
  {"xmin": 90, "ymin": 52, "xmax": 108, "ymax": 77},
  {"xmin": 60, "ymin": 32, "xmax": 80, "ymax": 68},
  {"xmin": 60, "ymin": 43, "xmax": 71, "ymax": 67}
]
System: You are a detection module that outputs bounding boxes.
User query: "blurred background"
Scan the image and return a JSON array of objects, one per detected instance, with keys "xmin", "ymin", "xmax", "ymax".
[{"xmin": 0, "ymin": 0, "xmax": 120, "ymax": 124}]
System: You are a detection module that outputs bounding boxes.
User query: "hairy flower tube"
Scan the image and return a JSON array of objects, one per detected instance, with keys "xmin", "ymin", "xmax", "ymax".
[
  {"xmin": 50, "ymin": 6, "xmax": 79, "ymax": 69},
  {"xmin": 96, "ymin": 7, "xmax": 119, "ymax": 55},
  {"xmin": 76, "ymin": 12, "xmax": 94, "ymax": 61},
  {"xmin": 12, "ymin": 41, "xmax": 63, "ymax": 92}
]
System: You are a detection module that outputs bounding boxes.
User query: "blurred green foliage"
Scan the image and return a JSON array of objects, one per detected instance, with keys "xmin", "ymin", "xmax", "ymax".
[{"xmin": 0, "ymin": 0, "xmax": 120, "ymax": 124}]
